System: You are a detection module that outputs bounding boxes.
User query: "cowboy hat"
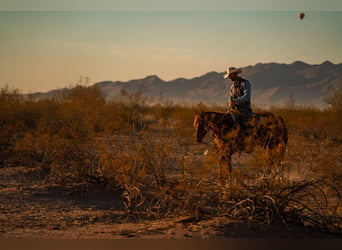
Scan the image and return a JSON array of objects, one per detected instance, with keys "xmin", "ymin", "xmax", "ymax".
[{"xmin": 224, "ymin": 67, "xmax": 242, "ymax": 79}]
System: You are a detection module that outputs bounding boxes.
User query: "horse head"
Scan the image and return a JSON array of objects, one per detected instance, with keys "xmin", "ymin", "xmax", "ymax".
[
  {"xmin": 193, "ymin": 113, "xmax": 208, "ymax": 143},
  {"xmin": 194, "ymin": 111, "xmax": 237, "ymax": 143}
]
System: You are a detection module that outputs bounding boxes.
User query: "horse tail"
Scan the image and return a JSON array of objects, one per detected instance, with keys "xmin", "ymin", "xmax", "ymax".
[
  {"xmin": 265, "ymin": 115, "xmax": 288, "ymax": 169},
  {"xmin": 277, "ymin": 116, "xmax": 288, "ymax": 146}
]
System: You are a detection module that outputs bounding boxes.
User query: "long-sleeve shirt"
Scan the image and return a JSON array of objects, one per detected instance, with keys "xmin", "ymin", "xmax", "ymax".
[{"xmin": 228, "ymin": 77, "xmax": 251, "ymax": 109}]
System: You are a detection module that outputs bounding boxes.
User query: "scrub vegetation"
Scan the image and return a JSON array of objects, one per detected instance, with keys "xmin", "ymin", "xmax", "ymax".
[{"xmin": 0, "ymin": 85, "xmax": 341, "ymax": 238}]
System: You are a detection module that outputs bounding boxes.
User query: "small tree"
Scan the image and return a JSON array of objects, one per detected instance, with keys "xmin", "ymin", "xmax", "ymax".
[{"xmin": 120, "ymin": 87, "xmax": 147, "ymax": 132}]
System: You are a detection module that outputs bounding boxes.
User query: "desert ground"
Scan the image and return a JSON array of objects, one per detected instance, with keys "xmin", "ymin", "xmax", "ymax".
[{"xmin": 0, "ymin": 165, "xmax": 338, "ymax": 239}]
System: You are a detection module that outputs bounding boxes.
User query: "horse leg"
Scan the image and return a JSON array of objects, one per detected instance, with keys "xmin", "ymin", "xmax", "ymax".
[
  {"xmin": 265, "ymin": 143, "xmax": 286, "ymax": 174},
  {"xmin": 274, "ymin": 141, "xmax": 287, "ymax": 173},
  {"xmin": 264, "ymin": 147, "xmax": 272, "ymax": 174},
  {"xmin": 218, "ymin": 154, "xmax": 232, "ymax": 184},
  {"xmin": 218, "ymin": 156, "xmax": 226, "ymax": 181},
  {"xmin": 227, "ymin": 155, "xmax": 232, "ymax": 181}
]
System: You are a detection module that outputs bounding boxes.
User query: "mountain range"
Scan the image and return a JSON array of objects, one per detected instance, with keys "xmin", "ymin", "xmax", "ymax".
[{"xmin": 32, "ymin": 61, "xmax": 342, "ymax": 109}]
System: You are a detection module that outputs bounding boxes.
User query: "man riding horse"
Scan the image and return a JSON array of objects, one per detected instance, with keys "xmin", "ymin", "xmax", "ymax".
[
  {"xmin": 193, "ymin": 67, "xmax": 288, "ymax": 182},
  {"xmin": 224, "ymin": 67, "xmax": 252, "ymax": 133}
]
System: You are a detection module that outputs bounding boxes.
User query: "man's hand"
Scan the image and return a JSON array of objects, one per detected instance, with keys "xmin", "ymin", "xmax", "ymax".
[{"xmin": 229, "ymin": 100, "xmax": 236, "ymax": 108}]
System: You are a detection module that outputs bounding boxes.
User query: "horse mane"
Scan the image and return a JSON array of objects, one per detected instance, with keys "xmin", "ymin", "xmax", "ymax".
[
  {"xmin": 193, "ymin": 111, "xmax": 226, "ymax": 127},
  {"xmin": 210, "ymin": 111, "xmax": 227, "ymax": 114},
  {"xmin": 194, "ymin": 111, "xmax": 238, "ymax": 139}
]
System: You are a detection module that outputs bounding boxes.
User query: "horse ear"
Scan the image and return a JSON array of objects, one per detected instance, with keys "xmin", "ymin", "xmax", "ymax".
[{"xmin": 194, "ymin": 109, "xmax": 204, "ymax": 115}]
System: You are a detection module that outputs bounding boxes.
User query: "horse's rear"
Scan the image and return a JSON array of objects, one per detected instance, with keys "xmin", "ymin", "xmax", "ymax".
[
  {"xmin": 272, "ymin": 115, "xmax": 288, "ymax": 170},
  {"xmin": 253, "ymin": 113, "xmax": 288, "ymax": 172}
]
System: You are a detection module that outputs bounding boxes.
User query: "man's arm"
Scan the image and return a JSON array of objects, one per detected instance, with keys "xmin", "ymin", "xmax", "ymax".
[
  {"xmin": 228, "ymin": 86, "xmax": 235, "ymax": 108},
  {"xmin": 234, "ymin": 80, "xmax": 251, "ymax": 104}
]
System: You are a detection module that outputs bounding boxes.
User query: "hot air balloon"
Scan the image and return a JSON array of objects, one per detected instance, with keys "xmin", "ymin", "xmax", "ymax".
[{"xmin": 299, "ymin": 12, "xmax": 305, "ymax": 20}]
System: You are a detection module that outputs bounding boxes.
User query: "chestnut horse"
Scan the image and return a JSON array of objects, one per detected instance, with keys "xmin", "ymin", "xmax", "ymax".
[{"xmin": 193, "ymin": 111, "xmax": 288, "ymax": 182}]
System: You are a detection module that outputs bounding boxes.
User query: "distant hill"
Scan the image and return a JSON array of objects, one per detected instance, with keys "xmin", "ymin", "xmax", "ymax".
[{"xmin": 29, "ymin": 61, "xmax": 342, "ymax": 108}]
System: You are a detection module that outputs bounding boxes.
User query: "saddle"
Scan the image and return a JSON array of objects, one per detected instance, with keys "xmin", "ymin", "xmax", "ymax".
[
  {"xmin": 231, "ymin": 111, "xmax": 274, "ymax": 137},
  {"xmin": 215, "ymin": 110, "xmax": 273, "ymax": 136}
]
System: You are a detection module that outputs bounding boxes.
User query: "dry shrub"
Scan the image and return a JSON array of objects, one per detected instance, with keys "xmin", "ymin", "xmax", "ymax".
[
  {"xmin": 98, "ymin": 130, "xmax": 342, "ymax": 234},
  {"xmin": 1, "ymin": 84, "xmax": 341, "ymax": 235},
  {"xmin": 1, "ymin": 85, "xmax": 112, "ymax": 183},
  {"xmin": 0, "ymin": 86, "xmax": 26, "ymax": 164},
  {"xmin": 97, "ymin": 131, "xmax": 176, "ymax": 219},
  {"xmin": 223, "ymin": 172, "xmax": 341, "ymax": 234},
  {"xmin": 102, "ymin": 146, "xmax": 342, "ymax": 234}
]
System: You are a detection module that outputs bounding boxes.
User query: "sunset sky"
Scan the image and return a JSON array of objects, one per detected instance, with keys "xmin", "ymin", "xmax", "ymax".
[{"xmin": 1, "ymin": 0, "xmax": 341, "ymax": 93}]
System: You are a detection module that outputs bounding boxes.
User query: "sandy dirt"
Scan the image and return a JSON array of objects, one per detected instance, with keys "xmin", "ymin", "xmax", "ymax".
[{"xmin": 0, "ymin": 166, "xmax": 339, "ymax": 239}]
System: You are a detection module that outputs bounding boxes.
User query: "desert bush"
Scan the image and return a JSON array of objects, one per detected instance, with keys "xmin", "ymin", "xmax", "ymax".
[
  {"xmin": 1, "ymin": 85, "xmax": 109, "ymax": 183},
  {"xmin": 119, "ymin": 88, "xmax": 148, "ymax": 133},
  {"xmin": 1, "ymin": 84, "xmax": 341, "ymax": 234},
  {"xmin": 222, "ymin": 171, "xmax": 341, "ymax": 234},
  {"xmin": 102, "ymin": 144, "xmax": 342, "ymax": 235},
  {"xmin": 0, "ymin": 86, "xmax": 27, "ymax": 164},
  {"xmin": 96, "ymin": 131, "xmax": 177, "ymax": 218}
]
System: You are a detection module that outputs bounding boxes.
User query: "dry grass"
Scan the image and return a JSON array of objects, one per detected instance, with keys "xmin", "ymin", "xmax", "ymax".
[{"xmin": 1, "ymin": 85, "xmax": 341, "ymax": 236}]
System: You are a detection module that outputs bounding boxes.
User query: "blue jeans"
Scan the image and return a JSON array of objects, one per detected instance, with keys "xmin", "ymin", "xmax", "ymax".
[{"xmin": 237, "ymin": 107, "xmax": 252, "ymax": 129}]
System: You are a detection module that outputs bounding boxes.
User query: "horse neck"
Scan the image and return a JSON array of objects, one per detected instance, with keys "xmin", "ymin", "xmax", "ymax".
[{"xmin": 204, "ymin": 112, "xmax": 228, "ymax": 133}]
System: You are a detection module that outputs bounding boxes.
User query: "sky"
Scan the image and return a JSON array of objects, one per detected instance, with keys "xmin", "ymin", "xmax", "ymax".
[{"xmin": 0, "ymin": 0, "xmax": 342, "ymax": 93}]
